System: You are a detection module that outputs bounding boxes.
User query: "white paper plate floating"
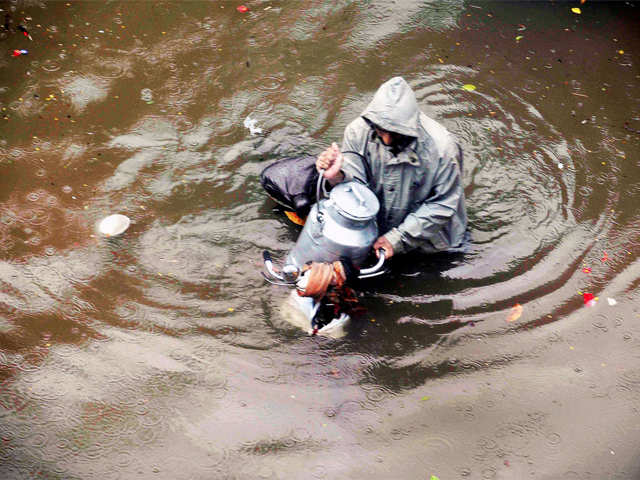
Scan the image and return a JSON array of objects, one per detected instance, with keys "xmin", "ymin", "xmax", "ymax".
[{"xmin": 98, "ymin": 214, "xmax": 131, "ymax": 237}]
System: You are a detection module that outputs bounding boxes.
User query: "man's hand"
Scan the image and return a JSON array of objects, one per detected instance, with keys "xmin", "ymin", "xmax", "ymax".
[
  {"xmin": 316, "ymin": 142, "xmax": 344, "ymax": 185},
  {"xmin": 373, "ymin": 236, "xmax": 394, "ymax": 259}
]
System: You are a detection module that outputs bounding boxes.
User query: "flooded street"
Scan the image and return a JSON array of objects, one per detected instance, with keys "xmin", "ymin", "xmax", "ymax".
[{"xmin": 1, "ymin": 1, "xmax": 639, "ymax": 478}]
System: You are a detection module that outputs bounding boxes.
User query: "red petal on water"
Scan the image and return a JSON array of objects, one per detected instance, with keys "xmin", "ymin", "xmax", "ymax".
[
  {"xmin": 582, "ymin": 267, "xmax": 591, "ymax": 274},
  {"xmin": 601, "ymin": 251, "xmax": 608, "ymax": 262},
  {"xmin": 583, "ymin": 293, "xmax": 597, "ymax": 307},
  {"xmin": 236, "ymin": 5, "xmax": 249, "ymax": 13}
]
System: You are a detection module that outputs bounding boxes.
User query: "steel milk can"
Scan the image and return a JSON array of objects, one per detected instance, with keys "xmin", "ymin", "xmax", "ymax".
[{"xmin": 285, "ymin": 181, "xmax": 380, "ymax": 269}]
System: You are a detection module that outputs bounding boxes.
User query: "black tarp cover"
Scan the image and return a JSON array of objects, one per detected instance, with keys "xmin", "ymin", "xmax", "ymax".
[{"xmin": 260, "ymin": 156, "xmax": 319, "ymax": 217}]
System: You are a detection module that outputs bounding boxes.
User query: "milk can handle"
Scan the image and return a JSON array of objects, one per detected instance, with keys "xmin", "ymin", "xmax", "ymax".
[
  {"xmin": 352, "ymin": 185, "xmax": 365, "ymax": 205},
  {"xmin": 316, "ymin": 168, "xmax": 327, "ymax": 204},
  {"xmin": 315, "ymin": 168, "xmax": 330, "ymax": 223}
]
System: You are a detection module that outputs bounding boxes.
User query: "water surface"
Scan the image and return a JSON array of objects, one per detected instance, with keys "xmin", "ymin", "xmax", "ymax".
[{"xmin": 1, "ymin": 1, "xmax": 639, "ymax": 479}]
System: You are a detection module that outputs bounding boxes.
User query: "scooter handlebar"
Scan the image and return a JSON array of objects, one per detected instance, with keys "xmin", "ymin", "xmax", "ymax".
[{"xmin": 358, "ymin": 249, "xmax": 386, "ymax": 278}]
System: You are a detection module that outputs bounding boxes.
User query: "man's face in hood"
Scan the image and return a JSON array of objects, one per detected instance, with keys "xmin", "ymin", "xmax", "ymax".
[
  {"xmin": 370, "ymin": 122, "xmax": 415, "ymax": 154},
  {"xmin": 373, "ymin": 125, "xmax": 402, "ymax": 147}
]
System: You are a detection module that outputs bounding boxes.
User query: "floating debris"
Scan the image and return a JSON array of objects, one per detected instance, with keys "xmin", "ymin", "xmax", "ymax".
[
  {"xmin": 506, "ymin": 303, "xmax": 523, "ymax": 322},
  {"xmin": 583, "ymin": 293, "xmax": 597, "ymax": 307},
  {"xmin": 243, "ymin": 115, "xmax": 263, "ymax": 135},
  {"xmin": 18, "ymin": 25, "xmax": 32, "ymax": 40},
  {"xmin": 461, "ymin": 84, "xmax": 476, "ymax": 92},
  {"xmin": 140, "ymin": 88, "xmax": 153, "ymax": 104},
  {"xmin": 237, "ymin": 5, "xmax": 249, "ymax": 13},
  {"xmin": 12, "ymin": 49, "xmax": 28, "ymax": 57},
  {"xmin": 607, "ymin": 297, "xmax": 617, "ymax": 306},
  {"xmin": 571, "ymin": 7, "xmax": 582, "ymax": 14},
  {"xmin": 98, "ymin": 214, "xmax": 131, "ymax": 237}
]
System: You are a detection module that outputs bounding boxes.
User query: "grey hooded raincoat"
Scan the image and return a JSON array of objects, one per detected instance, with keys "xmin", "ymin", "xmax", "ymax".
[{"xmin": 340, "ymin": 77, "xmax": 468, "ymax": 255}]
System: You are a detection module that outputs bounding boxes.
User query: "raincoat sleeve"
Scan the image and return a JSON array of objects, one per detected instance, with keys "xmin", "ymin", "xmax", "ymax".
[
  {"xmin": 384, "ymin": 152, "xmax": 463, "ymax": 254},
  {"xmin": 339, "ymin": 118, "xmax": 370, "ymax": 184}
]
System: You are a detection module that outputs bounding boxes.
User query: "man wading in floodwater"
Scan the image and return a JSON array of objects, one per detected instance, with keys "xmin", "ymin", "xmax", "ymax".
[{"xmin": 316, "ymin": 76, "xmax": 468, "ymax": 260}]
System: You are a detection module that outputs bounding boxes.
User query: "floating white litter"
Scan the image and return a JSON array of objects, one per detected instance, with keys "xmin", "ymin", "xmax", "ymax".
[
  {"xmin": 607, "ymin": 297, "xmax": 617, "ymax": 306},
  {"xmin": 243, "ymin": 115, "xmax": 263, "ymax": 135},
  {"xmin": 98, "ymin": 214, "xmax": 131, "ymax": 237}
]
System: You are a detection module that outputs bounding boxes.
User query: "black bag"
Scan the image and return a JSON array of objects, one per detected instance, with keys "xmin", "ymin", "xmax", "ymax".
[{"xmin": 260, "ymin": 156, "xmax": 319, "ymax": 217}]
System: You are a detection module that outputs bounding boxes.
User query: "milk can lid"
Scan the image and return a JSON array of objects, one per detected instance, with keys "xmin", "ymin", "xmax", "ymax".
[{"xmin": 330, "ymin": 181, "xmax": 379, "ymax": 221}]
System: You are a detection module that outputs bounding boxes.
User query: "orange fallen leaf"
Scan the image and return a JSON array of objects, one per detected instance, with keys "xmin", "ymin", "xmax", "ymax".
[
  {"xmin": 284, "ymin": 210, "xmax": 306, "ymax": 226},
  {"xmin": 506, "ymin": 303, "xmax": 523, "ymax": 322}
]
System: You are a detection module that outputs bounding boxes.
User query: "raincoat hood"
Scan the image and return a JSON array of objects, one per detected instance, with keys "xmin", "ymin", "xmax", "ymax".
[{"xmin": 362, "ymin": 77, "xmax": 420, "ymax": 138}]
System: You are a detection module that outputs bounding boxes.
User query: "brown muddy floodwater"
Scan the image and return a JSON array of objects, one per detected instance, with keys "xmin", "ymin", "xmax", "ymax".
[{"xmin": 0, "ymin": 1, "xmax": 639, "ymax": 479}]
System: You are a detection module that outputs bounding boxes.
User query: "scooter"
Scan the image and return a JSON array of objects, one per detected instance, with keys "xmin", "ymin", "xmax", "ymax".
[{"xmin": 262, "ymin": 171, "xmax": 386, "ymax": 335}]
